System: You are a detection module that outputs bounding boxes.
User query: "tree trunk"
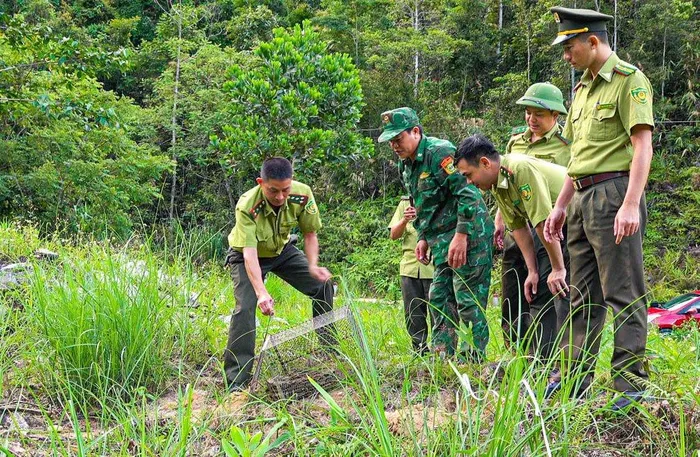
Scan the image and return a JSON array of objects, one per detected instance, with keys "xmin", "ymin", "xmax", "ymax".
[
  {"xmin": 168, "ymin": 3, "xmax": 183, "ymax": 223},
  {"xmin": 526, "ymin": 26, "xmax": 531, "ymax": 82},
  {"xmin": 413, "ymin": 0, "xmax": 419, "ymax": 99},
  {"xmin": 661, "ymin": 26, "xmax": 667, "ymax": 99},
  {"xmin": 613, "ymin": 0, "xmax": 618, "ymax": 52},
  {"xmin": 497, "ymin": 0, "xmax": 503, "ymax": 56}
]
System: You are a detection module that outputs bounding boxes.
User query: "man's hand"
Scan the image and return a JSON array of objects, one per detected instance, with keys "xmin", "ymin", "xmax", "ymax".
[
  {"xmin": 493, "ymin": 219, "xmax": 505, "ymax": 250},
  {"xmin": 257, "ymin": 293, "xmax": 275, "ymax": 316},
  {"xmin": 403, "ymin": 206, "xmax": 417, "ymax": 221},
  {"xmin": 448, "ymin": 232, "xmax": 468, "ymax": 269},
  {"xmin": 493, "ymin": 210, "xmax": 505, "ymax": 250},
  {"xmin": 309, "ymin": 265, "xmax": 332, "ymax": 282},
  {"xmin": 547, "ymin": 268, "xmax": 569, "ymax": 297},
  {"xmin": 614, "ymin": 202, "xmax": 640, "ymax": 245},
  {"xmin": 415, "ymin": 240, "xmax": 430, "ymax": 265},
  {"xmin": 544, "ymin": 207, "xmax": 566, "ymax": 243},
  {"xmin": 524, "ymin": 270, "xmax": 538, "ymax": 303}
]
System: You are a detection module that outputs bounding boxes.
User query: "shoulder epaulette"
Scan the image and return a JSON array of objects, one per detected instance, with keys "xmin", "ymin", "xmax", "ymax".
[
  {"xmin": 500, "ymin": 166, "xmax": 514, "ymax": 182},
  {"xmin": 573, "ymin": 81, "xmax": 583, "ymax": 92},
  {"xmin": 249, "ymin": 200, "xmax": 266, "ymax": 218},
  {"xmin": 510, "ymin": 125, "xmax": 527, "ymax": 136},
  {"xmin": 555, "ymin": 132, "xmax": 571, "ymax": 145},
  {"xmin": 288, "ymin": 194, "xmax": 309, "ymax": 205},
  {"xmin": 613, "ymin": 62, "xmax": 638, "ymax": 76}
]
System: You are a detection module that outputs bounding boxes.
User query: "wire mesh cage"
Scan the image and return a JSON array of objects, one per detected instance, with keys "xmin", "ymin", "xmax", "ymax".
[{"xmin": 251, "ymin": 305, "xmax": 365, "ymax": 400}]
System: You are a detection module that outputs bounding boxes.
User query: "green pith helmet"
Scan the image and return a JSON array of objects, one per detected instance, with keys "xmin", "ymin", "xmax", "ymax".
[
  {"xmin": 516, "ymin": 83, "xmax": 568, "ymax": 115},
  {"xmin": 378, "ymin": 107, "xmax": 420, "ymax": 143}
]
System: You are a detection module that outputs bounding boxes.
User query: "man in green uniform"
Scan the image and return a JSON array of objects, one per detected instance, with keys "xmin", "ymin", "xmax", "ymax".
[
  {"xmin": 455, "ymin": 134, "xmax": 569, "ymax": 363},
  {"xmin": 543, "ymin": 7, "xmax": 654, "ymax": 410},
  {"xmin": 496, "ymin": 83, "xmax": 571, "ymax": 349},
  {"xmin": 389, "ymin": 196, "xmax": 434, "ymax": 354},
  {"xmin": 379, "ymin": 107, "xmax": 494, "ymax": 360},
  {"xmin": 224, "ymin": 157, "xmax": 334, "ymax": 390}
]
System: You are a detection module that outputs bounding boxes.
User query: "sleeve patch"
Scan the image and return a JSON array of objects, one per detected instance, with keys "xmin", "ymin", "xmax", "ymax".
[
  {"xmin": 305, "ymin": 199, "xmax": 318, "ymax": 214},
  {"xmin": 518, "ymin": 184, "xmax": 532, "ymax": 202},
  {"xmin": 630, "ymin": 87, "xmax": 649, "ymax": 104},
  {"xmin": 440, "ymin": 156, "xmax": 456, "ymax": 175},
  {"xmin": 288, "ymin": 194, "xmax": 309, "ymax": 205}
]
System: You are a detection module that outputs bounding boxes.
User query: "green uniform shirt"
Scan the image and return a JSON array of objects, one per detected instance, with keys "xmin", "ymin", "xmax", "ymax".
[
  {"xmin": 228, "ymin": 181, "xmax": 322, "ymax": 258},
  {"xmin": 563, "ymin": 53, "xmax": 655, "ymax": 178},
  {"xmin": 388, "ymin": 199, "xmax": 435, "ymax": 279},
  {"xmin": 493, "ymin": 154, "xmax": 567, "ymax": 231},
  {"xmin": 399, "ymin": 135, "xmax": 493, "ymax": 266},
  {"xmin": 506, "ymin": 123, "xmax": 571, "ymax": 166}
]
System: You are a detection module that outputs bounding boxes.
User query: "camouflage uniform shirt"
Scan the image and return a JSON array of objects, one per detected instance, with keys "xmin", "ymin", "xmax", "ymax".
[{"xmin": 399, "ymin": 135, "xmax": 494, "ymax": 266}]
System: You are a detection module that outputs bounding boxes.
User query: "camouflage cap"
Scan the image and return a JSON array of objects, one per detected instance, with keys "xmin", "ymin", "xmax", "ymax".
[
  {"xmin": 378, "ymin": 107, "xmax": 420, "ymax": 143},
  {"xmin": 516, "ymin": 82, "xmax": 568, "ymax": 114},
  {"xmin": 550, "ymin": 7, "xmax": 612, "ymax": 45}
]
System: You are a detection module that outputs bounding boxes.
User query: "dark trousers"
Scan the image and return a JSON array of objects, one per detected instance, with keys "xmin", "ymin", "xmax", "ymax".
[
  {"xmin": 223, "ymin": 243, "xmax": 334, "ymax": 389},
  {"xmin": 558, "ymin": 176, "xmax": 648, "ymax": 392},
  {"xmin": 501, "ymin": 227, "xmax": 570, "ymax": 362},
  {"xmin": 400, "ymin": 276, "xmax": 432, "ymax": 352}
]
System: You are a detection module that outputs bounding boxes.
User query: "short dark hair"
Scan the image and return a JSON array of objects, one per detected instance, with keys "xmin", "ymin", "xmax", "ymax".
[
  {"xmin": 576, "ymin": 31, "xmax": 609, "ymax": 45},
  {"xmin": 455, "ymin": 134, "xmax": 499, "ymax": 166},
  {"xmin": 261, "ymin": 157, "xmax": 293, "ymax": 181}
]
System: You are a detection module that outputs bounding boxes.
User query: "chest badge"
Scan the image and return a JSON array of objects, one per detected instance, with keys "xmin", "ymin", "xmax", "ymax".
[{"xmin": 419, "ymin": 171, "xmax": 430, "ymax": 179}]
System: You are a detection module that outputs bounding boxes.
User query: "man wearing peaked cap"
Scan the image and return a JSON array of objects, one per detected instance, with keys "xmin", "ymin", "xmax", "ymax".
[
  {"xmin": 494, "ymin": 82, "xmax": 571, "ymax": 357},
  {"xmin": 379, "ymin": 107, "xmax": 494, "ymax": 361},
  {"xmin": 544, "ymin": 6, "xmax": 655, "ymax": 411}
]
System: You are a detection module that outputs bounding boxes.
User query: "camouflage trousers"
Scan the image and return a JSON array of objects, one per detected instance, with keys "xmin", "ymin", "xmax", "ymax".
[{"xmin": 429, "ymin": 261, "xmax": 492, "ymax": 360}]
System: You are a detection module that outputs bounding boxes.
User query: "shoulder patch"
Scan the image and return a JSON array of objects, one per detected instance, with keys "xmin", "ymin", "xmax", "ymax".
[
  {"xmin": 305, "ymin": 199, "xmax": 318, "ymax": 214},
  {"xmin": 630, "ymin": 87, "xmax": 649, "ymax": 104},
  {"xmin": 288, "ymin": 194, "xmax": 309, "ymax": 205},
  {"xmin": 613, "ymin": 63, "xmax": 637, "ymax": 76},
  {"xmin": 440, "ymin": 156, "xmax": 456, "ymax": 175},
  {"xmin": 555, "ymin": 133, "xmax": 571, "ymax": 145},
  {"xmin": 518, "ymin": 184, "xmax": 532, "ymax": 202},
  {"xmin": 249, "ymin": 200, "xmax": 266, "ymax": 218},
  {"xmin": 510, "ymin": 125, "xmax": 527, "ymax": 136}
]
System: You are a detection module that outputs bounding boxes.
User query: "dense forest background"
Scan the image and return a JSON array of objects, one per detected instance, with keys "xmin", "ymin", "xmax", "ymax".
[{"xmin": 0, "ymin": 0, "xmax": 697, "ymax": 297}]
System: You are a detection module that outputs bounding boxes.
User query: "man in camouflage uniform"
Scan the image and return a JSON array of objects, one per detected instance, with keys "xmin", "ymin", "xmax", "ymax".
[
  {"xmin": 544, "ymin": 7, "xmax": 654, "ymax": 410},
  {"xmin": 379, "ymin": 107, "xmax": 494, "ymax": 360},
  {"xmin": 389, "ymin": 196, "xmax": 434, "ymax": 354},
  {"xmin": 224, "ymin": 157, "xmax": 334, "ymax": 390},
  {"xmin": 496, "ymin": 83, "xmax": 571, "ymax": 350},
  {"xmin": 455, "ymin": 134, "xmax": 569, "ymax": 363}
]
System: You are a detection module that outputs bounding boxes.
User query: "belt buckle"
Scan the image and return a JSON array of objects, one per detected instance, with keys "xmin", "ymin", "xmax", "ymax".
[{"xmin": 573, "ymin": 179, "xmax": 582, "ymax": 191}]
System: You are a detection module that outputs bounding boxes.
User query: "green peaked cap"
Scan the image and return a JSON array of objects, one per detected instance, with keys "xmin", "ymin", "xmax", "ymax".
[
  {"xmin": 550, "ymin": 6, "xmax": 613, "ymax": 45},
  {"xmin": 378, "ymin": 107, "xmax": 420, "ymax": 143}
]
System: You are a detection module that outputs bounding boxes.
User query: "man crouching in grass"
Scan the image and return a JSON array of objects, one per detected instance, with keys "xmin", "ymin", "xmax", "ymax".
[{"xmin": 223, "ymin": 157, "xmax": 334, "ymax": 391}]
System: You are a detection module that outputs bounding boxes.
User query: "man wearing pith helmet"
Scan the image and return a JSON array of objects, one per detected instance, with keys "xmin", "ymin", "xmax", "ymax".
[
  {"xmin": 495, "ymin": 82, "xmax": 571, "ymax": 358},
  {"xmin": 379, "ymin": 107, "xmax": 494, "ymax": 361},
  {"xmin": 543, "ymin": 7, "xmax": 654, "ymax": 411}
]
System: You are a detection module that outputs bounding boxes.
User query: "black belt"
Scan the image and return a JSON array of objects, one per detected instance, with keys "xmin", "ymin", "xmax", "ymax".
[{"xmin": 573, "ymin": 171, "xmax": 629, "ymax": 191}]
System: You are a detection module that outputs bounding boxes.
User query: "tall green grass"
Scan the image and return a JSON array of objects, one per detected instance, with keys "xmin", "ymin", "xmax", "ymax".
[{"xmin": 28, "ymin": 248, "xmax": 182, "ymax": 406}]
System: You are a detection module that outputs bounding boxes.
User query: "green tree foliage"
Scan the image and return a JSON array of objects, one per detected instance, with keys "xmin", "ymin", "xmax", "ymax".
[
  {"xmin": 150, "ymin": 44, "xmax": 253, "ymax": 228},
  {"xmin": 215, "ymin": 21, "xmax": 372, "ymax": 184},
  {"xmin": 0, "ymin": 13, "xmax": 171, "ymax": 235}
]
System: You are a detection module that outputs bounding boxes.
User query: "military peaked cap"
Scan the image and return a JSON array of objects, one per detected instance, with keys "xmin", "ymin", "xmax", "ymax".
[{"xmin": 550, "ymin": 7, "xmax": 613, "ymax": 45}]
